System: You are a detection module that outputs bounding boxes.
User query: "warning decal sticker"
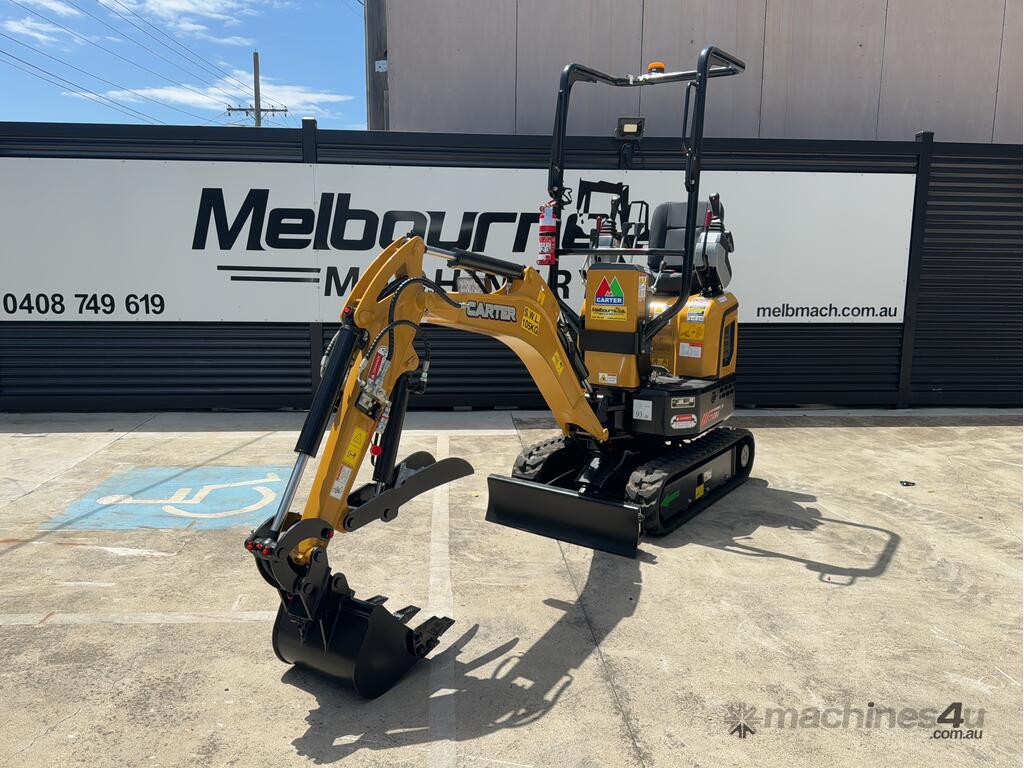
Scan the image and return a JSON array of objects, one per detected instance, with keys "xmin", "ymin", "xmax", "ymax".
[
  {"xmin": 329, "ymin": 464, "xmax": 353, "ymax": 500},
  {"xmin": 679, "ymin": 342, "xmax": 703, "ymax": 359},
  {"xmin": 521, "ymin": 305, "xmax": 541, "ymax": 336},
  {"xmin": 551, "ymin": 350, "xmax": 564, "ymax": 375},
  {"xmin": 686, "ymin": 306, "xmax": 708, "ymax": 323},
  {"xmin": 681, "ymin": 323, "xmax": 705, "ymax": 341},
  {"xmin": 342, "ymin": 427, "xmax": 367, "ymax": 466}
]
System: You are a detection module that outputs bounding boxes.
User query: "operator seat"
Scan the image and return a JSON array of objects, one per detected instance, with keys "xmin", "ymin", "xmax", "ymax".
[{"xmin": 647, "ymin": 201, "xmax": 709, "ymax": 296}]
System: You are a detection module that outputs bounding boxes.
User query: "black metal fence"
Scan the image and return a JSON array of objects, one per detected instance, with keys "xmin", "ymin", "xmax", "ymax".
[{"xmin": 0, "ymin": 122, "xmax": 1020, "ymax": 411}]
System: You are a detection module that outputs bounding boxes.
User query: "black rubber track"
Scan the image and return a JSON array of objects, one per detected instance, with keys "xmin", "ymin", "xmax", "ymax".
[
  {"xmin": 626, "ymin": 427, "xmax": 754, "ymax": 535},
  {"xmin": 512, "ymin": 435, "xmax": 585, "ymax": 483}
]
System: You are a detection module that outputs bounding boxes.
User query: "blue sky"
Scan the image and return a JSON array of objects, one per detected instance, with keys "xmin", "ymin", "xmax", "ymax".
[{"xmin": 0, "ymin": 0, "xmax": 367, "ymax": 128}]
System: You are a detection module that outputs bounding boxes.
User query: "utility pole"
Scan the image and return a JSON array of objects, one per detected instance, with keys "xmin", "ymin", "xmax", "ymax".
[
  {"xmin": 227, "ymin": 50, "xmax": 288, "ymax": 127},
  {"xmin": 252, "ymin": 48, "xmax": 262, "ymax": 127}
]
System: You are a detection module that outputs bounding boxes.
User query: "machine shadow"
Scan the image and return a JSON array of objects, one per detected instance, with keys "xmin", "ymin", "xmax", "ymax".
[
  {"xmin": 284, "ymin": 549, "xmax": 644, "ymax": 763},
  {"xmin": 283, "ymin": 477, "xmax": 898, "ymax": 763},
  {"xmin": 650, "ymin": 477, "xmax": 901, "ymax": 585}
]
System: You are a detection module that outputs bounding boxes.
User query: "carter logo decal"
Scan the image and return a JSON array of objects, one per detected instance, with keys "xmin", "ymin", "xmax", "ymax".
[
  {"xmin": 594, "ymin": 276, "xmax": 625, "ymax": 305},
  {"xmin": 465, "ymin": 300, "xmax": 517, "ymax": 322}
]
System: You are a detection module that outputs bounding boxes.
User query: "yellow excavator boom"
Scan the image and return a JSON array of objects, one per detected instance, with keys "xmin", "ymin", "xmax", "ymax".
[{"xmin": 300, "ymin": 236, "xmax": 606, "ymax": 558}]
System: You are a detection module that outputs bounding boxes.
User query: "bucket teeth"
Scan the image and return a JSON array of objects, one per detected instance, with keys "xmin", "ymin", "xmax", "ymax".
[
  {"xmin": 366, "ymin": 594, "xmax": 389, "ymax": 605},
  {"xmin": 412, "ymin": 616, "xmax": 456, "ymax": 657},
  {"xmin": 393, "ymin": 605, "xmax": 421, "ymax": 624}
]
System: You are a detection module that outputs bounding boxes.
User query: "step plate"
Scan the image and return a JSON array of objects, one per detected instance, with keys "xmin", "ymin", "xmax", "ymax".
[{"xmin": 486, "ymin": 474, "xmax": 642, "ymax": 558}]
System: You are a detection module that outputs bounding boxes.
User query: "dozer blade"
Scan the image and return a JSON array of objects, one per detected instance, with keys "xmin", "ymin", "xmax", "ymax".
[
  {"xmin": 272, "ymin": 588, "xmax": 453, "ymax": 699},
  {"xmin": 486, "ymin": 474, "xmax": 642, "ymax": 558}
]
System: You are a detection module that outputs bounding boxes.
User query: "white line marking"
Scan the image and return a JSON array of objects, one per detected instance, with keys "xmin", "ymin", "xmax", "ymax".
[
  {"xmin": 14, "ymin": 541, "xmax": 177, "ymax": 558},
  {"xmin": 0, "ymin": 611, "xmax": 275, "ymax": 626},
  {"xmin": 994, "ymin": 666, "xmax": 1021, "ymax": 686},
  {"xmin": 401, "ymin": 430, "xmax": 518, "ymax": 437},
  {"xmin": 943, "ymin": 671, "xmax": 995, "ymax": 695},
  {"xmin": 70, "ymin": 544, "xmax": 176, "ymax": 558},
  {"xmin": 56, "ymin": 581, "xmax": 115, "ymax": 588},
  {"xmin": 427, "ymin": 433, "xmax": 456, "ymax": 768},
  {"xmin": 464, "ymin": 755, "xmax": 535, "ymax": 768}
]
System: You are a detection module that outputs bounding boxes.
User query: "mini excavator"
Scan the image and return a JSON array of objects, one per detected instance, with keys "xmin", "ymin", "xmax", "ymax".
[{"xmin": 246, "ymin": 46, "xmax": 753, "ymax": 697}]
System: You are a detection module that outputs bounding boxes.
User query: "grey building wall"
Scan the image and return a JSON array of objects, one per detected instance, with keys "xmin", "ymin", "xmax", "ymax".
[{"xmin": 374, "ymin": 0, "xmax": 1022, "ymax": 143}]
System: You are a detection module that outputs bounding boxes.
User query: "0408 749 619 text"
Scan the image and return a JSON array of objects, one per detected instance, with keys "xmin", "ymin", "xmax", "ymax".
[{"xmin": 1, "ymin": 292, "xmax": 165, "ymax": 317}]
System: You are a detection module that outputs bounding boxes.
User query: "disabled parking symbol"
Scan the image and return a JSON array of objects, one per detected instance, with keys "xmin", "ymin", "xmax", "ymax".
[{"xmin": 49, "ymin": 465, "xmax": 292, "ymax": 530}]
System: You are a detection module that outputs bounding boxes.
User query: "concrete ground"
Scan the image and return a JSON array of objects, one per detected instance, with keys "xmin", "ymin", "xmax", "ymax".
[{"xmin": 0, "ymin": 408, "xmax": 1020, "ymax": 768}]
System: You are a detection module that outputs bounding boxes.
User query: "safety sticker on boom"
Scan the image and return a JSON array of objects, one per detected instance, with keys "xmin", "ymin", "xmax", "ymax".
[
  {"xmin": 343, "ymin": 427, "xmax": 368, "ymax": 466},
  {"xmin": 329, "ymin": 464, "xmax": 353, "ymax": 500},
  {"xmin": 521, "ymin": 306, "xmax": 541, "ymax": 335},
  {"xmin": 368, "ymin": 346, "xmax": 390, "ymax": 386},
  {"xmin": 551, "ymin": 350, "xmax": 564, "ymax": 375}
]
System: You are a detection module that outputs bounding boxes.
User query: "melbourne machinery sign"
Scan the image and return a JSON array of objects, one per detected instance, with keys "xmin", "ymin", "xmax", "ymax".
[{"xmin": 0, "ymin": 158, "xmax": 914, "ymax": 323}]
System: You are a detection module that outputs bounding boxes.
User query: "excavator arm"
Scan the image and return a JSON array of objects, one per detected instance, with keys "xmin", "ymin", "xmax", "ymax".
[
  {"xmin": 303, "ymin": 236, "xmax": 606, "ymax": 547},
  {"xmin": 244, "ymin": 236, "xmax": 605, "ymax": 697}
]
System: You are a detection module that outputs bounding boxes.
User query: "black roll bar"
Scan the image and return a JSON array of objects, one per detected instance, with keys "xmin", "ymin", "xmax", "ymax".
[{"xmin": 544, "ymin": 45, "xmax": 744, "ymax": 345}]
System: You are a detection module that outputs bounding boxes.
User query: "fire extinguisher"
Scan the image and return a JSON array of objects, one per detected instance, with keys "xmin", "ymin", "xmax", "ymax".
[{"xmin": 537, "ymin": 200, "xmax": 557, "ymax": 266}]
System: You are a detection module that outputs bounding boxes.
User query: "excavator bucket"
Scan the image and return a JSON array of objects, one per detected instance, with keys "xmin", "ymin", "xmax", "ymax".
[
  {"xmin": 486, "ymin": 474, "xmax": 642, "ymax": 558},
  {"xmin": 247, "ymin": 514, "xmax": 455, "ymax": 698},
  {"xmin": 272, "ymin": 586, "xmax": 453, "ymax": 699}
]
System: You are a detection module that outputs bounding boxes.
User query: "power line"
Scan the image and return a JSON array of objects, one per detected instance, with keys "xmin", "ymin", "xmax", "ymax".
[
  {"xmin": 97, "ymin": 0, "xmax": 288, "ymax": 111},
  {"xmin": 52, "ymin": 0, "xmax": 244, "ymax": 107},
  {"xmin": 201, "ymin": 110, "xmax": 233, "ymax": 126},
  {"xmin": 0, "ymin": 47, "xmax": 162, "ymax": 123},
  {"xmin": 100, "ymin": 0, "xmax": 255, "ymax": 91},
  {"xmin": 0, "ymin": 30, "xmax": 209, "ymax": 121},
  {"xmin": 101, "ymin": 0, "xmax": 287, "ymax": 112},
  {"xmin": 97, "ymin": 0, "xmax": 266, "ymax": 103},
  {"xmin": 5, "ymin": 0, "xmax": 232, "ymax": 109},
  {"xmin": 341, "ymin": 0, "xmax": 362, "ymax": 19},
  {"xmin": 1, "ymin": 55, "xmax": 153, "ymax": 123}
]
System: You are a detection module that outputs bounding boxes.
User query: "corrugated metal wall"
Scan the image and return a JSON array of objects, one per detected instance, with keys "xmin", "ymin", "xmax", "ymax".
[
  {"xmin": 910, "ymin": 147, "xmax": 1023, "ymax": 405},
  {"xmin": 0, "ymin": 323, "xmax": 312, "ymax": 411},
  {"xmin": 740, "ymin": 325, "xmax": 904, "ymax": 407}
]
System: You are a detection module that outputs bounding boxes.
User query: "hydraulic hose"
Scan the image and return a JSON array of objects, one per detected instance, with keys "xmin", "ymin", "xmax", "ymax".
[{"xmin": 384, "ymin": 276, "xmax": 461, "ymax": 360}]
